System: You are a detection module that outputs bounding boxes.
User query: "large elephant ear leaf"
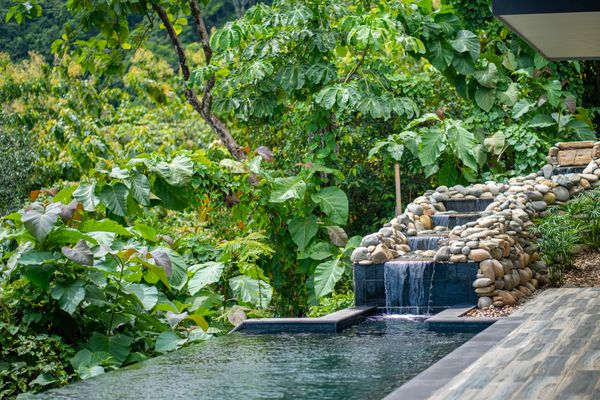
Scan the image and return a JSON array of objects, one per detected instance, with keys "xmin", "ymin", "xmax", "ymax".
[
  {"xmin": 62, "ymin": 240, "xmax": 94, "ymax": 266},
  {"xmin": 311, "ymin": 187, "xmax": 348, "ymax": 225},
  {"xmin": 313, "ymin": 259, "xmax": 345, "ymax": 298},
  {"xmin": 22, "ymin": 202, "xmax": 62, "ymax": 242}
]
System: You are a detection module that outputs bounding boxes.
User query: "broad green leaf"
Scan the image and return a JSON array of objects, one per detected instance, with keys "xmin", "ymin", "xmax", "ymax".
[
  {"xmin": 22, "ymin": 202, "xmax": 61, "ymax": 242},
  {"xmin": 448, "ymin": 123, "xmax": 478, "ymax": 171},
  {"xmin": 129, "ymin": 173, "xmax": 150, "ymax": 206},
  {"xmin": 512, "ymin": 99, "xmax": 535, "ymax": 119},
  {"xmin": 278, "ymin": 64, "xmax": 305, "ymax": 92},
  {"xmin": 474, "ymin": 63, "xmax": 499, "ymax": 88},
  {"xmin": 189, "ymin": 289, "xmax": 224, "ymax": 311},
  {"xmin": 498, "ymin": 83, "xmax": 519, "ymax": 106},
  {"xmin": 452, "ymin": 53, "xmax": 475, "ymax": 75},
  {"xmin": 124, "ymin": 283, "xmax": 158, "ymax": 311},
  {"xmin": 313, "ymin": 259, "xmax": 345, "ymax": 298},
  {"xmin": 133, "ymin": 223, "xmax": 157, "ymax": 242},
  {"xmin": 299, "ymin": 241, "xmax": 336, "ymax": 261},
  {"xmin": 62, "ymin": 240, "xmax": 94, "ymax": 266},
  {"xmin": 229, "ymin": 275, "xmax": 272, "ymax": 308},
  {"xmin": 483, "ymin": 131, "xmax": 506, "ymax": 155},
  {"xmin": 155, "ymin": 331, "xmax": 186, "ymax": 353},
  {"xmin": 188, "ymin": 262, "xmax": 225, "ymax": 295},
  {"xmin": 288, "ymin": 214, "xmax": 319, "ymax": 251},
  {"xmin": 163, "ymin": 248, "xmax": 188, "ymax": 290},
  {"xmin": 50, "ymin": 280, "xmax": 86, "ymax": 315},
  {"xmin": 148, "ymin": 155, "xmax": 193, "ymax": 186},
  {"xmin": 73, "ymin": 184, "xmax": 99, "ymax": 212},
  {"xmin": 450, "ymin": 30, "xmax": 480, "ymax": 60},
  {"xmin": 18, "ymin": 251, "xmax": 58, "ymax": 265},
  {"xmin": 269, "ymin": 177, "xmax": 306, "ymax": 203},
  {"xmin": 23, "ymin": 263, "xmax": 55, "ymax": 289},
  {"xmin": 79, "ymin": 219, "xmax": 131, "ymax": 237},
  {"xmin": 418, "ymin": 128, "xmax": 446, "ymax": 166},
  {"xmin": 311, "ymin": 187, "xmax": 348, "ymax": 225},
  {"xmin": 438, "ymin": 161, "xmax": 459, "ymax": 186},
  {"xmin": 475, "ymin": 86, "xmax": 495, "ymax": 112},
  {"xmin": 53, "ymin": 185, "xmax": 77, "ymax": 204},
  {"xmin": 88, "ymin": 332, "xmax": 133, "ymax": 366},
  {"xmin": 428, "ymin": 40, "xmax": 454, "ymax": 71},
  {"xmin": 542, "ymin": 80, "xmax": 562, "ymax": 107},
  {"xmin": 219, "ymin": 159, "xmax": 247, "ymax": 173},
  {"xmin": 528, "ymin": 113, "xmax": 556, "ymax": 128},
  {"xmin": 99, "ymin": 183, "xmax": 129, "ymax": 217},
  {"xmin": 46, "ymin": 227, "xmax": 98, "ymax": 247},
  {"xmin": 30, "ymin": 373, "xmax": 57, "ymax": 387},
  {"xmin": 153, "ymin": 177, "xmax": 190, "ymax": 210}
]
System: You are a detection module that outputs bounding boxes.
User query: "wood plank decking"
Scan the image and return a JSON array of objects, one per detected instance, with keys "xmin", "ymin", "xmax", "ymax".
[{"xmin": 429, "ymin": 288, "xmax": 600, "ymax": 400}]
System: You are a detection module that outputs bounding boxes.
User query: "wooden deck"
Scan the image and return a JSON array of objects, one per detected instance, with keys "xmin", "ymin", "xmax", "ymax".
[{"xmin": 429, "ymin": 288, "xmax": 600, "ymax": 400}]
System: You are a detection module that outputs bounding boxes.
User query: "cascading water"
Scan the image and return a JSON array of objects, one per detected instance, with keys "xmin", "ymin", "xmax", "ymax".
[
  {"xmin": 552, "ymin": 166, "xmax": 586, "ymax": 175},
  {"xmin": 432, "ymin": 213, "xmax": 480, "ymax": 228},
  {"xmin": 407, "ymin": 236, "xmax": 443, "ymax": 251},
  {"xmin": 384, "ymin": 261, "xmax": 436, "ymax": 315},
  {"xmin": 443, "ymin": 198, "xmax": 495, "ymax": 213}
]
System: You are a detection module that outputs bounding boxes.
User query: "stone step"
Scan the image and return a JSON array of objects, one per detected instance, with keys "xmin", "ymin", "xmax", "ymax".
[
  {"xmin": 443, "ymin": 198, "xmax": 495, "ymax": 213},
  {"xmin": 432, "ymin": 212, "xmax": 481, "ymax": 228}
]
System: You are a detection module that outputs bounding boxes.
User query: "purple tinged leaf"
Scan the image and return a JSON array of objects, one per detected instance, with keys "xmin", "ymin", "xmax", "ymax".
[
  {"xmin": 62, "ymin": 240, "xmax": 94, "ymax": 266},
  {"xmin": 565, "ymin": 97, "xmax": 577, "ymax": 114},
  {"xmin": 327, "ymin": 226, "xmax": 348, "ymax": 247},
  {"xmin": 151, "ymin": 250, "xmax": 172, "ymax": 277},
  {"xmin": 60, "ymin": 200, "xmax": 79, "ymax": 223},
  {"xmin": 166, "ymin": 311, "xmax": 188, "ymax": 328},
  {"xmin": 255, "ymin": 146, "xmax": 274, "ymax": 162}
]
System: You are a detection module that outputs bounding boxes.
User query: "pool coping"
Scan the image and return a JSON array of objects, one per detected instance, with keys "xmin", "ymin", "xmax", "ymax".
[
  {"xmin": 384, "ymin": 313, "xmax": 526, "ymax": 400},
  {"xmin": 425, "ymin": 306, "xmax": 499, "ymax": 332},
  {"xmin": 229, "ymin": 306, "xmax": 377, "ymax": 334}
]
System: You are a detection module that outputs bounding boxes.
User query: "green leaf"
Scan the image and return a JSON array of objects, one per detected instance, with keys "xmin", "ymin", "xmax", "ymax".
[
  {"xmin": 124, "ymin": 283, "xmax": 158, "ymax": 311},
  {"xmin": 278, "ymin": 64, "xmax": 305, "ymax": 92},
  {"xmin": 528, "ymin": 113, "xmax": 556, "ymax": 128},
  {"xmin": 512, "ymin": 99, "xmax": 535, "ymax": 119},
  {"xmin": 475, "ymin": 86, "xmax": 495, "ymax": 112},
  {"xmin": 46, "ymin": 227, "xmax": 98, "ymax": 247},
  {"xmin": 438, "ymin": 161, "xmax": 459, "ymax": 186},
  {"xmin": 155, "ymin": 331, "xmax": 186, "ymax": 354},
  {"xmin": 30, "ymin": 373, "xmax": 57, "ymax": 387},
  {"xmin": 79, "ymin": 219, "xmax": 131, "ymax": 237},
  {"xmin": 148, "ymin": 155, "xmax": 194, "ymax": 186},
  {"xmin": 299, "ymin": 241, "xmax": 336, "ymax": 261},
  {"xmin": 311, "ymin": 187, "xmax": 348, "ymax": 225},
  {"xmin": 288, "ymin": 214, "xmax": 319, "ymax": 251},
  {"xmin": 153, "ymin": 177, "xmax": 191, "ymax": 210},
  {"xmin": 188, "ymin": 262, "xmax": 225, "ymax": 295},
  {"xmin": 22, "ymin": 263, "xmax": 55, "ymax": 289},
  {"xmin": 189, "ymin": 289, "xmax": 224, "ymax": 311},
  {"xmin": 428, "ymin": 40, "xmax": 454, "ymax": 71},
  {"xmin": 313, "ymin": 259, "xmax": 345, "ymax": 298},
  {"xmin": 133, "ymin": 223, "xmax": 157, "ymax": 242},
  {"xmin": 73, "ymin": 184, "xmax": 99, "ymax": 212},
  {"xmin": 450, "ymin": 30, "xmax": 480, "ymax": 60},
  {"xmin": 163, "ymin": 248, "xmax": 188, "ymax": 290},
  {"xmin": 22, "ymin": 202, "xmax": 61, "ymax": 242},
  {"xmin": 448, "ymin": 122, "xmax": 478, "ymax": 171},
  {"xmin": 99, "ymin": 183, "xmax": 129, "ymax": 217},
  {"xmin": 498, "ymin": 83, "xmax": 519, "ymax": 106},
  {"xmin": 129, "ymin": 173, "xmax": 150, "ymax": 206},
  {"xmin": 50, "ymin": 280, "xmax": 86, "ymax": 315},
  {"xmin": 229, "ymin": 275, "xmax": 272, "ymax": 308},
  {"xmin": 53, "ymin": 185, "xmax": 77, "ymax": 204},
  {"xmin": 62, "ymin": 240, "xmax": 94, "ymax": 266},
  {"xmin": 418, "ymin": 128, "xmax": 446, "ymax": 166},
  {"xmin": 88, "ymin": 332, "xmax": 133, "ymax": 366},
  {"xmin": 483, "ymin": 131, "xmax": 506, "ymax": 155},
  {"xmin": 269, "ymin": 177, "xmax": 306, "ymax": 203},
  {"xmin": 18, "ymin": 251, "xmax": 59, "ymax": 265},
  {"xmin": 474, "ymin": 63, "xmax": 499, "ymax": 88}
]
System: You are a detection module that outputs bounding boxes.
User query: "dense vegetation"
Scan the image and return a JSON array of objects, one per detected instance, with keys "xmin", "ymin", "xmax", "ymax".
[
  {"xmin": 1, "ymin": 0, "xmax": 599, "ymax": 397},
  {"xmin": 532, "ymin": 189, "xmax": 600, "ymax": 286}
]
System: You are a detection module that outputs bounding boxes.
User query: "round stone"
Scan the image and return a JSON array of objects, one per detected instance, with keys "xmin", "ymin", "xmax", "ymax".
[
  {"xmin": 478, "ymin": 296, "xmax": 493, "ymax": 309},
  {"xmin": 552, "ymin": 186, "xmax": 570, "ymax": 202},
  {"xmin": 473, "ymin": 278, "xmax": 493, "ymax": 288},
  {"xmin": 351, "ymin": 247, "xmax": 369, "ymax": 263},
  {"xmin": 470, "ymin": 249, "xmax": 492, "ymax": 262}
]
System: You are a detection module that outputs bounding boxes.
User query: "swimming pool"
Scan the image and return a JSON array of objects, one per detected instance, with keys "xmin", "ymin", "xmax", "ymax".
[{"xmin": 31, "ymin": 317, "xmax": 475, "ymax": 400}]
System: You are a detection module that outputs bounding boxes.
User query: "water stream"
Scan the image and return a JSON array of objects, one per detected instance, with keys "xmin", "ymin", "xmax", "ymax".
[
  {"xmin": 384, "ymin": 261, "xmax": 435, "ymax": 315},
  {"xmin": 407, "ymin": 236, "xmax": 443, "ymax": 251}
]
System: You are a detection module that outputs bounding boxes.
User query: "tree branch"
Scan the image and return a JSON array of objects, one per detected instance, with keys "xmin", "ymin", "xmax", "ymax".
[
  {"xmin": 151, "ymin": 2, "xmax": 244, "ymax": 160},
  {"xmin": 189, "ymin": 0, "xmax": 215, "ymax": 112}
]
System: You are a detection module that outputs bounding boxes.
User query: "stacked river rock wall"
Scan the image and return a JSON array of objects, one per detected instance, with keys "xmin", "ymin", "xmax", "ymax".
[{"xmin": 352, "ymin": 141, "xmax": 600, "ymax": 309}]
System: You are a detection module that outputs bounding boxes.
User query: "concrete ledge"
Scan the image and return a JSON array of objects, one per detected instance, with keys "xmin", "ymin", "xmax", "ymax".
[
  {"xmin": 384, "ymin": 315, "xmax": 526, "ymax": 400},
  {"xmin": 426, "ymin": 307, "xmax": 499, "ymax": 333},
  {"xmin": 230, "ymin": 306, "xmax": 376, "ymax": 334}
]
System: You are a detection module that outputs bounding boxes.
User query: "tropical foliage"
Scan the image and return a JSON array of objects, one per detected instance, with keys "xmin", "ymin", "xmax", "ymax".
[{"xmin": 0, "ymin": 0, "xmax": 599, "ymax": 397}]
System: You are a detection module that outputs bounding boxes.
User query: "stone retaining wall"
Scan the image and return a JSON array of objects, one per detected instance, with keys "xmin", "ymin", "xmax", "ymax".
[{"xmin": 352, "ymin": 141, "xmax": 600, "ymax": 309}]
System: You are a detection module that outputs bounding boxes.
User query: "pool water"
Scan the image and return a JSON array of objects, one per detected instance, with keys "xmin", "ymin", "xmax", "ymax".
[{"xmin": 32, "ymin": 317, "xmax": 474, "ymax": 400}]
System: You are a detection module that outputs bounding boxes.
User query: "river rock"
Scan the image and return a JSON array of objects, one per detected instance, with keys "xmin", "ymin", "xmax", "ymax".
[
  {"xmin": 479, "ymin": 259, "xmax": 496, "ymax": 280},
  {"xmin": 409, "ymin": 204, "xmax": 424, "ymax": 216},
  {"xmin": 581, "ymin": 173, "xmax": 598, "ymax": 182},
  {"xmin": 473, "ymin": 278, "xmax": 493, "ymax": 288},
  {"xmin": 534, "ymin": 184, "xmax": 550, "ymax": 194},
  {"xmin": 371, "ymin": 244, "xmax": 393, "ymax": 264},
  {"xmin": 420, "ymin": 215, "xmax": 433, "ymax": 230},
  {"xmin": 478, "ymin": 296, "xmax": 493, "ymax": 308},
  {"xmin": 433, "ymin": 246, "xmax": 451, "ymax": 262},
  {"xmin": 475, "ymin": 286, "xmax": 496, "ymax": 295},
  {"xmin": 470, "ymin": 249, "xmax": 492, "ymax": 262},
  {"xmin": 450, "ymin": 254, "xmax": 467, "ymax": 263},
  {"xmin": 552, "ymin": 186, "xmax": 570, "ymax": 202},
  {"xmin": 351, "ymin": 247, "xmax": 369, "ymax": 263},
  {"xmin": 361, "ymin": 234, "xmax": 380, "ymax": 247},
  {"xmin": 531, "ymin": 201, "xmax": 547, "ymax": 212},
  {"xmin": 495, "ymin": 290, "xmax": 516, "ymax": 306},
  {"xmin": 542, "ymin": 164, "xmax": 553, "ymax": 179},
  {"xmin": 580, "ymin": 179, "xmax": 591, "ymax": 189},
  {"xmin": 543, "ymin": 192, "xmax": 556, "ymax": 205}
]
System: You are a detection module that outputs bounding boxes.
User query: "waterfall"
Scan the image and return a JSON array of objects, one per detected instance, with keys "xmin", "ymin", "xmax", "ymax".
[
  {"xmin": 443, "ymin": 198, "xmax": 494, "ymax": 213},
  {"xmin": 384, "ymin": 261, "xmax": 435, "ymax": 315},
  {"xmin": 432, "ymin": 213, "xmax": 480, "ymax": 228},
  {"xmin": 552, "ymin": 166, "xmax": 585, "ymax": 176},
  {"xmin": 408, "ymin": 236, "xmax": 443, "ymax": 251}
]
